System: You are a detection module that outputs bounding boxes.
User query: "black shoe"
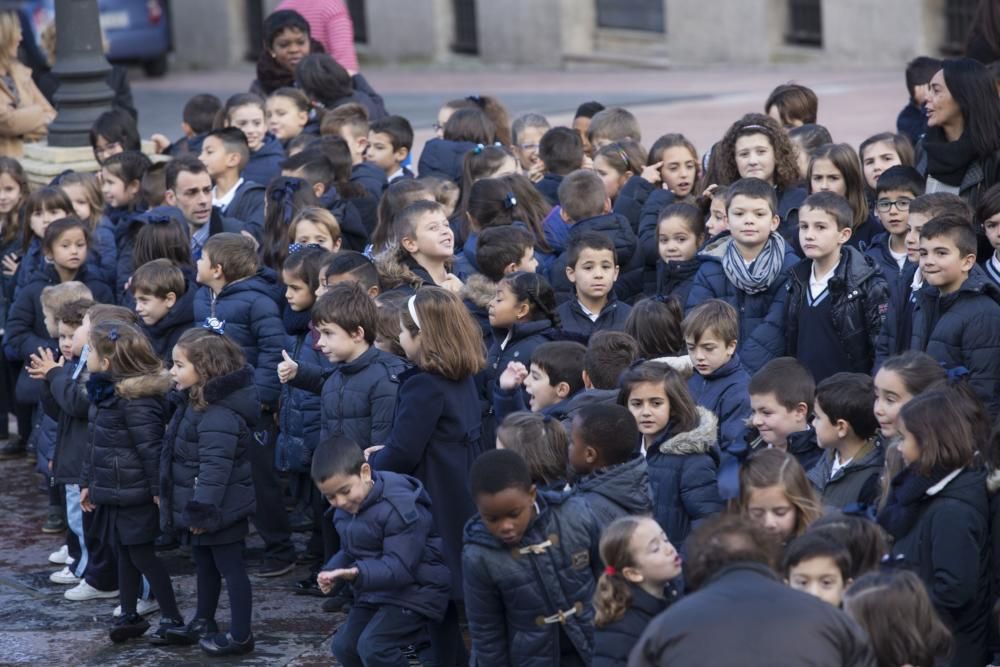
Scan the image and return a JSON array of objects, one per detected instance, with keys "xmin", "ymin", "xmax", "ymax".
[
  {"xmin": 292, "ymin": 576, "xmax": 324, "ymax": 597},
  {"xmin": 0, "ymin": 437, "xmax": 24, "ymax": 459},
  {"xmin": 41, "ymin": 507, "xmax": 66, "ymax": 534},
  {"xmin": 109, "ymin": 613, "xmax": 150, "ymax": 643},
  {"xmin": 256, "ymin": 559, "xmax": 294, "ymax": 577},
  {"xmin": 288, "ymin": 509, "xmax": 313, "ymax": 532},
  {"xmin": 322, "ymin": 592, "xmax": 352, "ymax": 613},
  {"xmin": 199, "ymin": 632, "xmax": 255, "ymax": 656},
  {"xmin": 295, "ymin": 550, "xmax": 322, "ymax": 565},
  {"xmin": 147, "ymin": 617, "xmax": 185, "ymax": 645},
  {"xmin": 164, "ymin": 617, "xmax": 219, "ymax": 646},
  {"xmin": 154, "ymin": 533, "xmax": 178, "ymax": 551}
]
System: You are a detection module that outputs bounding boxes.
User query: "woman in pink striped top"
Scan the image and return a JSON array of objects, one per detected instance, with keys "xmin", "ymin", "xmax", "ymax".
[{"xmin": 276, "ymin": 0, "xmax": 359, "ymax": 74}]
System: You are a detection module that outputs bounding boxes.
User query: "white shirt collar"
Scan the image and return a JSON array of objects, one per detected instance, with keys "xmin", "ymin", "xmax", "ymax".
[
  {"xmin": 212, "ymin": 177, "xmax": 244, "ymax": 210},
  {"xmin": 577, "ymin": 300, "xmax": 600, "ymax": 322},
  {"xmin": 809, "ymin": 262, "xmax": 836, "ymax": 298}
]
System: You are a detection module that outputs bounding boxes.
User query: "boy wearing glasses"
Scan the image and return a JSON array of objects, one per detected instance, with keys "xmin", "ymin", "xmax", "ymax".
[{"xmin": 866, "ymin": 165, "xmax": 926, "ymax": 307}]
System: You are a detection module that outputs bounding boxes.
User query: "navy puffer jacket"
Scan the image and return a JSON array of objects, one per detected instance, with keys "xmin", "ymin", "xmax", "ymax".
[
  {"xmin": 193, "ymin": 269, "xmax": 286, "ymax": 412},
  {"xmin": 592, "ymin": 583, "xmax": 679, "ymax": 667},
  {"xmin": 463, "ymin": 490, "xmax": 602, "ymax": 667},
  {"xmin": 418, "ymin": 138, "xmax": 477, "ymax": 183},
  {"xmin": 140, "ymin": 273, "xmax": 196, "ymax": 364},
  {"xmin": 614, "ymin": 175, "xmax": 656, "ymax": 234},
  {"xmin": 646, "ymin": 407, "xmax": 725, "ymax": 547},
  {"xmin": 549, "ymin": 213, "xmax": 638, "ymax": 305},
  {"xmin": 43, "ymin": 361, "xmax": 91, "ymax": 485},
  {"xmin": 685, "ymin": 233, "xmax": 799, "ymax": 373},
  {"xmin": 224, "ymin": 180, "xmax": 266, "ymax": 239},
  {"xmin": 574, "ymin": 454, "xmax": 653, "ymax": 527},
  {"xmin": 636, "ymin": 188, "xmax": 679, "ymax": 295},
  {"xmin": 656, "ymin": 257, "xmax": 700, "ymax": 303},
  {"xmin": 687, "ymin": 354, "xmax": 751, "ymax": 458},
  {"xmin": 81, "ymin": 371, "xmax": 171, "ymax": 506},
  {"xmin": 160, "ymin": 365, "xmax": 260, "ymax": 543},
  {"xmin": 556, "ymin": 295, "xmax": 632, "ymax": 340},
  {"xmin": 243, "ymin": 134, "xmax": 285, "ymax": 187},
  {"xmin": 324, "ymin": 470, "xmax": 451, "ymax": 621},
  {"xmin": 276, "ymin": 310, "xmax": 329, "ymax": 472}
]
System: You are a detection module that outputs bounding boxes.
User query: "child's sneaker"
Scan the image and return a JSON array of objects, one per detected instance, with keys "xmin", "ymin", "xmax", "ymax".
[
  {"xmin": 64, "ymin": 580, "xmax": 119, "ymax": 601},
  {"xmin": 41, "ymin": 508, "xmax": 66, "ymax": 534},
  {"xmin": 113, "ymin": 599, "xmax": 160, "ymax": 617},
  {"xmin": 49, "ymin": 566, "xmax": 81, "ymax": 585},
  {"xmin": 109, "ymin": 613, "xmax": 150, "ymax": 643},
  {"xmin": 48, "ymin": 545, "xmax": 69, "ymax": 564}
]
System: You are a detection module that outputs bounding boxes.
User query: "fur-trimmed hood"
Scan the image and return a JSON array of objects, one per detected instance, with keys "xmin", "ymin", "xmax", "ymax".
[
  {"xmin": 116, "ymin": 369, "xmax": 172, "ymax": 399},
  {"xmin": 658, "ymin": 407, "xmax": 718, "ymax": 456},
  {"xmin": 462, "ymin": 273, "xmax": 496, "ymax": 310},
  {"xmin": 374, "ymin": 247, "xmax": 451, "ymax": 292}
]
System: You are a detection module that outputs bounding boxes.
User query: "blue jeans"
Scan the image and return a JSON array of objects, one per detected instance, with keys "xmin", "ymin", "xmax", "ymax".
[
  {"xmin": 331, "ymin": 603, "xmax": 430, "ymax": 667},
  {"xmin": 65, "ymin": 484, "xmax": 88, "ymax": 578}
]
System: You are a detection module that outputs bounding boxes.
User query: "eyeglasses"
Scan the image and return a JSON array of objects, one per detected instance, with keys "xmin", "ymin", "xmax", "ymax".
[{"xmin": 876, "ymin": 198, "xmax": 912, "ymax": 212}]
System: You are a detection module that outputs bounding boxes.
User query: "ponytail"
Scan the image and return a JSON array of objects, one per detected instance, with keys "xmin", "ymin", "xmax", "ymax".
[
  {"xmin": 499, "ymin": 271, "xmax": 559, "ymax": 329},
  {"xmin": 594, "ymin": 516, "xmax": 643, "ymax": 627}
]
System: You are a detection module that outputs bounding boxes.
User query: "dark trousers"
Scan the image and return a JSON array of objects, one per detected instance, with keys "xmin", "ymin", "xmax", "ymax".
[
  {"xmin": 249, "ymin": 423, "xmax": 295, "ymax": 562},
  {"xmin": 117, "ymin": 541, "xmax": 181, "ymax": 620},
  {"xmin": 192, "ymin": 541, "xmax": 252, "ymax": 641},
  {"xmin": 331, "ymin": 603, "xmax": 430, "ymax": 667},
  {"xmin": 83, "ymin": 504, "xmax": 118, "ymax": 592},
  {"xmin": 307, "ymin": 483, "xmax": 339, "ymax": 562},
  {"xmin": 427, "ymin": 600, "xmax": 468, "ymax": 667}
]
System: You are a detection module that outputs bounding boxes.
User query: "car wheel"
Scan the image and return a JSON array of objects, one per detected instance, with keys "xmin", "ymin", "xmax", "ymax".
[{"xmin": 142, "ymin": 54, "xmax": 168, "ymax": 77}]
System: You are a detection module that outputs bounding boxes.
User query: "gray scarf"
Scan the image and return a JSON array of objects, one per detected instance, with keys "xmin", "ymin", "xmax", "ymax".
[{"xmin": 721, "ymin": 233, "xmax": 786, "ymax": 295}]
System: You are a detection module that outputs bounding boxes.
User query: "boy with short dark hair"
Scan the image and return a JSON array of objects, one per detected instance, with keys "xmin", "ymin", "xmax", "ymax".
[
  {"xmin": 494, "ymin": 340, "xmax": 587, "ymax": 421},
  {"xmin": 318, "ymin": 250, "xmax": 381, "ymax": 298},
  {"xmin": 152, "ymin": 93, "xmax": 222, "ymax": 157},
  {"xmin": 786, "ymin": 191, "xmax": 890, "ymax": 382},
  {"xmin": 557, "ymin": 232, "xmax": 632, "ymax": 339},
  {"xmin": 747, "ymin": 357, "xmax": 822, "ymax": 471},
  {"xmin": 568, "ymin": 403, "xmax": 652, "ymax": 526},
  {"xmin": 130, "ymin": 258, "xmax": 195, "ymax": 364},
  {"xmin": 866, "ymin": 165, "xmax": 925, "ymax": 307},
  {"xmin": 199, "ymin": 127, "xmax": 266, "ymax": 236},
  {"xmin": 535, "ymin": 127, "xmax": 585, "ymax": 205},
  {"xmin": 573, "ymin": 101, "xmax": 605, "ymax": 157},
  {"xmin": 367, "ymin": 115, "xmax": 414, "ymax": 182},
  {"xmin": 475, "ymin": 226, "xmax": 537, "ymax": 283},
  {"xmin": 463, "ymin": 448, "xmax": 601, "ymax": 667},
  {"xmin": 312, "ymin": 435, "xmax": 450, "ymax": 666},
  {"xmin": 683, "ymin": 299, "xmax": 751, "ymax": 458},
  {"xmin": 912, "ymin": 215, "xmax": 1000, "ymax": 416},
  {"xmin": 557, "ymin": 330, "xmax": 639, "ymax": 431},
  {"xmin": 808, "ymin": 372, "xmax": 884, "ymax": 509},
  {"xmin": 897, "ymin": 56, "xmax": 941, "ymax": 144},
  {"xmin": 687, "ymin": 177, "xmax": 799, "ymax": 373},
  {"xmin": 782, "ymin": 533, "xmax": 853, "ymax": 608}
]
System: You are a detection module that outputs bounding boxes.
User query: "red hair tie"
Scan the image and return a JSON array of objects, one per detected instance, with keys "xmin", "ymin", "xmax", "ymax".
[{"xmin": 604, "ymin": 565, "xmax": 617, "ymax": 576}]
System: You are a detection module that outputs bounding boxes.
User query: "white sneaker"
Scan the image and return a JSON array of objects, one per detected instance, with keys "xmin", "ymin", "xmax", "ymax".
[
  {"xmin": 48, "ymin": 545, "xmax": 69, "ymax": 564},
  {"xmin": 64, "ymin": 580, "xmax": 119, "ymax": 601},
  {"xmin": 113, "ymin": 599, "xmax": 160, "ymax": 617},
  {"xmin": 49, "ymin": 566, "xmax": 80, "ymax": 585}
]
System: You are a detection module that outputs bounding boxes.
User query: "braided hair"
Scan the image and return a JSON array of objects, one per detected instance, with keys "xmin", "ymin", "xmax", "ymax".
[{"xmin": 499, "ymin": 271, "xmax": 560, "ymax": 329}]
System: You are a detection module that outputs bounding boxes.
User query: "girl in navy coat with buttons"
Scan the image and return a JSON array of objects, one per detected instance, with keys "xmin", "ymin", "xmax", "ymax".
[{"xmin": 368, "ymin": 286, "xmax": 486, "ymax": 665}]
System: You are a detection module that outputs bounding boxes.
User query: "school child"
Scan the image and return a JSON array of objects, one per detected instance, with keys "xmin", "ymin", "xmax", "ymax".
[
  {"xmin": 313, "ymin": 435, "xmax": 451, "ymax": 666},
  {"xmin": 79, "ymin": 320, "xmax": 183, "ymax": 643},
  {"xmin": 683, "ymin": 299, "xmax": 751, "ymax": 457},
  {"xmin": 258, "ymin": 176, "xmax": 320, "ymax": 269},
  {"xmin": 463, "ymin": 448, "xmax": 602, "ymax": 667},
  {"xmin": 288, "ymin": 207, "xmax": 342, "ymax": 254},
  {"xmin": 128, "ymin": 259, "xmax": 193, "ymax": 365},
  {"xmin": 568, "ymin": 403, "xmax": 652, "ymax": 525},
  {"xmin": 619, "ymin": 361, "xmax": 724, "ymax": 547},
  {"xmin": 555, "ymin": 232, "xmax": 630, "ymax": 338},
  {"xmin": 375, "ymin": 200, "xmax": 464, "ymax": 294},
  {"xmin": 877, "ymin": 386, "xmax": 991, "ymax": 667},
  {"xmin": 218, "ymin": 93, "xmax": 285, "ymax": 187},
  {"xmin": 473, "ymin": 225, "xmax": 538, "ymax": 288},
  {"xmin": 455, "ymin": 147, "xmax": 522, "ymax": 254},
  {"xmin": 464, "ymin": 177, "xmax": 552, "ymax": 279},
  {"xmin": 548, "ymin": 170, "xmax": 637, "ymax": 303},
  {"xmin": 57, "ymin": 171, "xmax": 117, "ymax": 286},
  {"xmin": 297, "ymin": 53, "xmax": 389, "ymax": 124},
  {"xmin": 573, "ymin": 101, "xmax": 604, "ymax": 156},
  {"xmin": 159, "ymin": 329, "xmax": 260, "ymax": 655},
  {"xmin": 418, "ymin": 107, "xmax": 494, "ymax": 184},
  {"xmin": 198, "ymin": 127, "xmax": 266, "ymax": 235},
  {"xmin": 807, "ymin": 512, "xmax": 889, "ymax": 581},
  {"xmin": 495, "ymin": 411, "xmax": 569, "ymax": 491},
  {"xmin": 265, "ymin": 87, "xmax": 311, "ymax": 146},
  {"xmin": 368, "ymin": 287, "xmax": 485, "ymax": 665},
  {"xmin": 593, "ymin": 141, "xmax": 648, "ymax": 218},
  {"xmin": 788, "ymin": 124, "xmax": 833, "ymax": 180},
  {"xmin": 13, "ymin": 186, "xmax": 76, "ymax": 299},
  {"xmin": 592, "ymin": 516, "xmax": 682, "ymax": 667},
  {"xmin": 150, "ymin": 93, "xmax": 222, "ymax": 157},
  {"xmin": 844, "ymin": 571, "xmax": 953, "ymax": 667},
  {"xmin": 89, "ymin": 109, "xmax": 141, "ymax": 165},
  {"xmin": 623, "ymin": 296, "xmax": 685, "ymax": 360},
  {"xmin": 786, "ymin": 191, "xmax": 890, "ymax": 380},
  {"xmin": 765, "ymin": 83, "xmax": 818, "ymax": 128},
  {"xmin": 807, "ymin": 143, "xmax": 882, "ymax": 250},
  {"xmin": 101, "ymin": 150, "xmax": 152, "ymax": 299},
  {"xmin": 782, "ymin": 533, "xmax": 852, "ymax": 607},
  {"xmin": 494, "ymin": 340, "xmax": 587, "ymax": 421},
  {"xmin": 559, "ymin": 330, "xmax": 639, "ymax": 427},
  {"xmin": 686, "ymin": 177, "xmax": 799, "ymax": 373},
  {"xmin": 865, "ymin": 165, "xmax": 925, "ymax": 305},
  {"xmin": 320, "ymin": 103, "xmax": 388, "ymax": 200},
  {"xmin": 193, "ymin": 232, "xmax": 296, "ymax": 575},
  {"xmin": 732, "ymin": 448, "xmax": 822, "ymax": 544},
  {"xmin": 977, "ymin": 183, "xmax": 1000, "ymax": 288},
  {"xmin": 746, "ymin": 357, "xmax": 823, "ymax": 471},
  {"xmin": 534, "ymin": 127, "xmax": 584, "ymax": 206},
  {"xmin": 367, "ymin": 115, "xmax": 414, "ymax": 183},
  {"xmin": 808, "ymin": 373, "xmax": 884, "ymax": 508},
  {"xmin": 909, "ymin": 215, "xmax": 1000, "ymax": 416},
  {"xmin": 511, "ymin": 112, "xmax": 550, "ymax": 181},
  {"xmin": 434, "ymin": 95, "xmax": 510, "ymax": 145},
  {"xmin": 652, "ymin": 203, "xmax": 706, "ymax": 306},
  {"xmin": 897, "ymin": 57, "xmax": 943, "ymax": 144},
  {"xmin": 587, "ymin": 107, "xmax": 642, "ymax": 151},
  {"xmin": 318, "ymin": 250, "xmax": 380, "ymax": 298},
  {"xmin": 858, "ymin": 132, "xmax": 915, "ymax": 196}
]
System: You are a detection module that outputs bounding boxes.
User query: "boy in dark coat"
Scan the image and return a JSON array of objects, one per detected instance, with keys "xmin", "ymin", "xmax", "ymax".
[
  {"xmin": 493, "ymin": 341, "xmax": 586, "ymax": 422},
  {"xmin": 865, "ymin": 166, "xmax": 925, "ymax": 309},
  {"xmin": 535, "ymin": 127, "xmax": 584, "ymax": 206},
  {"xmin": 568, "ymin": 404, "xmax": 652, "ymax": 527},
  {"xmin": 558, "ymin": 331, "xmax": 638, "ymax": 431},
  {"xmin": 808, "ymin": 373, "xmax": 884, "ymax": 509},
  {"xmin": 786, "ymin": 192, "xmax": 890, "ymax": 382},
  {"xmin": 746, "ymin": 358, "xmax": 823, "ymax": 472},
  {"xmin": 131, "ymin": 260, "xmax": 195, "ymax": 366},
  {"xmin": 242, "ymin": 132, "xmax": 285, "ymax": 188},
  {"xmin": 556, "ymin": 232, "xmax": 632, "ymax": 340},
  {"xmin": 683, "ymin": 299, "xmax": 751, "ymax": 458},
  {"xmin": 463, "ymin": 449, "xmax": 602, "ymax": 667},
  {"xmin": 198, "ymin": 128, "xmax": 265, "ymax": 235},
  {"xmin": 313, "ymin": 435, "xmax": 451, "ymax": 666}
]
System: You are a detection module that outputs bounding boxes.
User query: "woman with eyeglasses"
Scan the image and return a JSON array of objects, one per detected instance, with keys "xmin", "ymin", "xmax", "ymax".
[{"xmin": 0, "ymin": 10, "xmax": 56, "ymax": 158}]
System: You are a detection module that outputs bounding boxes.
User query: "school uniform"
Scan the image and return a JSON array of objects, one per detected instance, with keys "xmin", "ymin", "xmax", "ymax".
[
  {"xmin": 687, "ymin": 354, "xmax": 751, "ymax": 458},
  {"xmin": 644, "ymin": 407, "xmax": 725, "ymax": 547},
  {"xmin": 275, "ymin": 309, "xmax": 327, "ymax": 474},
  {"xmin": 388, "ymin": 165, "xmax": 415, "ymax": 184},
  {"xmin": 573, "ymin": 454, "xmax": 653, "ymax": 527},
  {"xmin": 463, "ymin": 490, "xmax": 602, "ymax": 667},
  {"xmin": 556, "ymin": 295, "xmax": 631, "ymax": 340},
  {"xmin": 548, "ymin": 212, "xmax": 638, "ymax": 305},
  {"xmin": 866, "ymin": 232, "xmax": 914, "ymax": 309},
  {"xmin": 351, "ymin": 161, "xmax": 388, "ymax": 201},
  {"xmin": 845, "ymin": 211, "xmax": 883, "ymax": 252},
  {"xmin": 655, "ymin": 257, "xmax": 700, "ymax": 303},
  {"xmin": 535, "ymin": 173, "xmax": 564, "ymax": 207},
  {"xmin": 785, "ymin": 246, "xmax": 890, "ymax": 382},
  {"xmin": 592, "ymin": 583, "xmax": 679, "ymax": 667},
  {"xmin": 637, "ymin": 188, "xmax": 680, "ymax": 295},
  {"xmin": 982, "ymin": 252, "xmax": 1000, "ymax": 289},
  {"xmin": 417, "ymin": 138, "xmax": 478, "ymax": 183},
  {"xmin": 140, "ymin": 274, "xmax": 196, "ymax": 366},
  {"xmin": 806, "ymin": 441, "xmax": 884, "ymax": 509},
  {"xmin": 745, "ymin": 425, "xmax": 823, "ymax": 473},
  {"xmin": 484, "ymin": 319, "xmax": 563, "ymax": 425},
  {"xmin": 242, "ymin": 134, "xmax": 285, "ymax": 187},
  {"xmin": 318, "ymin": 189, "xmax": 369, "ymax": 252},
  {"xmin": 775, "ymin": 185, "xmax": 809, "ymax": 250},
  {"xmin": 897, "ymin": 103, "xmax": 927, "ymax": 146},
  {"xmin": 217, "ymin": 179, "xmax": 266, "ymax": 240},
  {"xmin": 614, "ymin": 175, "xmax": 657, "ymax": 234}
]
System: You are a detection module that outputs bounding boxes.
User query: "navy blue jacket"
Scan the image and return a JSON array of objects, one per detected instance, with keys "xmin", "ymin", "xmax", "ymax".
[
  {"xmin": 222, "ymin": 179, "xmax": 266, "ymax": 239},
  {"xmin": 573, "ymin": 454, "xmax": 653, "ymax": 527},
  {"xmin": 193, "ymin": 270, "xmax": 286, "ymax": 412},
  {"xmin": 865, "ymin": 232, "xmax": 914, "ymax": 309},
  {"xmin": 687, "ymin": 354, "xmax": 751, "ymax": 458},
  {"xmin": 686, "ymin": 233, "xmax": 799, "ymax": 373},
  {"xmin": 369, "ymin": 366, "xmax": 485, "ymax": 598},
  {"xmin": 140, "ymin": 275, "xmax": 196, "ymax": 365},
  {"xmin": 324, "ymin": 471, "xmax": 451, "ymax": 621},
  {"xmin": 592, "ymin": 583, "xmax": 679, "ymax": 667},
  {"xmin": 275, "ymin": 310, "xmax": 328, "ymax": 473},
  {"xmin": 243, "ymin": 134, "xmax": 285, "ymax": 187},
  {"xmin": 418, "ymin": 138, "xmax": 477, "ymax": 183},
  {"xmin": 645, "ymin": 407, "xmax": 725, "ymax": 547},
  {"xmin": 556, "ymin": 387, "xmax": 619, "ymax": 432},
  {"xmin": 897, "ymin": 102, "xmax": 927, "ymax": 146},
  {"xmin": 774, "ymin": 185, "xmax": 809, "ymax": 250},
  {"xmin": 549, "ymin": 213, "xmax": 638, "ymax": 305},
  {"xmin": 91, "ymin": 214, "xmax": 118, "ymax": 287},
  {"xmin": 351, "ymin": 161, "xmax": 388, "ymax": 201},
  {"xmin": 319, "ymin": 189, "xmax": 369, "ymax": 252},
  {"xmin": 874, "ymin": 265, "xmax": 920, "ymax": 368},
  {"xmin": 614, "ymin": 175, "xmax": 656, "ymax": 234},
  {"xmin": 483, "ymin": 318, "xmax": 561, "ymax": 406},
  {"xmin": 535, "ymin": 172, "xmax": 563, "ymax": 207},
  {"xmin": 556, "ymin": 295, "xmax": 631, "ymax": 340},
  {"xmin": 909, "ymin": 265, "xmax": 1000, "ymax": 417},
  {"xmin": 745, "ymin": 425, "xmax": 823, "ymax": 472},
  {"xmin": 463, "ymin": 490, "xmax": 602, "ymax": 667},
  {"xmin": 329, "ymin": 74, "xmax": 389, "ymax": 122},
  {"xmin": 637, "ymin": 187, "xmax": 679, "ymax": 295},
  {"xmin": 655, "ymin": 257, "xmax": 700, "ymax": 303},
  {"xmin": 290, "ymin": 344, "xmax": 406, "ymax": 452},
  {"xmin": 0, "ymin": 234, "xmax": 19, "ymax": 334},
  {"xmin": 160, "ymin": 365, "xmax": 260, "ymax": 544},
  {"xmin": 42, "ymin": 360, "xmax": 91, "ymax": 485}
]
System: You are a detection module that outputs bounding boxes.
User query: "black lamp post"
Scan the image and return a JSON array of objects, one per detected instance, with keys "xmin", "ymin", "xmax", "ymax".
[{"xmin": 46, "ymin": 0, "xmax": 113, "ymax": 147}]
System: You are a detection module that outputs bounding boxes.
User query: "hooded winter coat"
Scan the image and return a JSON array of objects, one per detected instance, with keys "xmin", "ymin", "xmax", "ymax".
[
  {"xmin": 806, "ymin": 440, "xmax": 884, "ymax": 509},
  {"xmin": 687, "ymin": 354, "xmax": 751, "ymax": 458},
  {"xmin": 574, "ymin": 454, "xmax": 653, "ymax": 526},
  {"xmin": 243, "ymin": 134, "xmax": 286, "ymax": 187}
]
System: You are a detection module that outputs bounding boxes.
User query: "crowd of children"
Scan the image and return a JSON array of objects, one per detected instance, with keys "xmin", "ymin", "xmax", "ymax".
[{"xmin": 5, "ymin": 9, "xmax": 1000, "ymax": 661}]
